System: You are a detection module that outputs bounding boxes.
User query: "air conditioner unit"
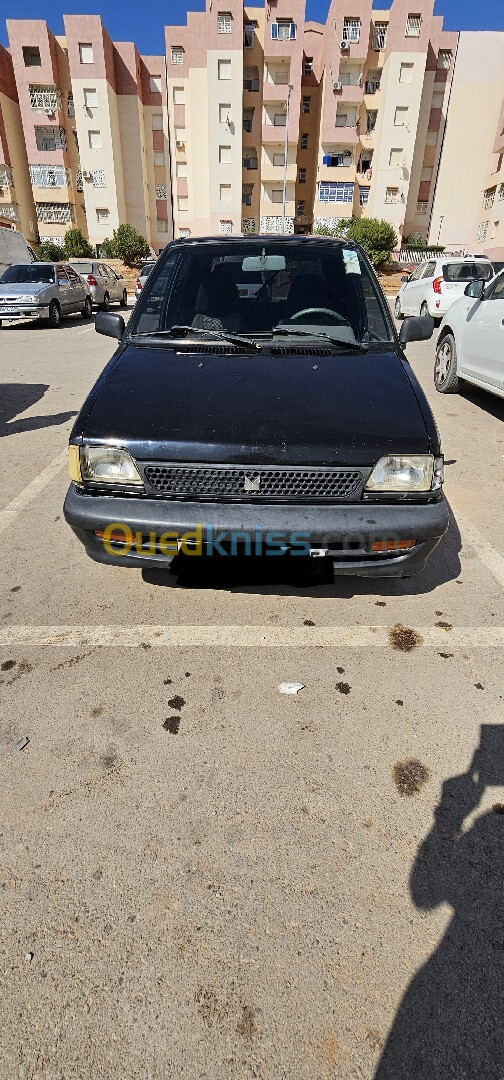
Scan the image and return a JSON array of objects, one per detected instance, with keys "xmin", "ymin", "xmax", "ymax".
[
  {"xmin": 340, "ymin": 39, "xmax": 349, "ymax": 49},
  {"xmin": 333, "ymin": 81, "xmax": 342, "ymax": 91},
  {"xmin": 175, "ymin": 140, "xmax": 185, "ymax": 148}
]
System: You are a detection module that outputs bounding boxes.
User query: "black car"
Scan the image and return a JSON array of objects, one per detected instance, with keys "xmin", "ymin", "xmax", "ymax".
[{"xmin": 64, "ymin": 236, "xmax": 447, "ymax": 578}]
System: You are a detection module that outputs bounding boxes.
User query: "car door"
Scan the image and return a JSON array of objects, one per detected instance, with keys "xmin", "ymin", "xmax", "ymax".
[
  {"xmin": 56, "ymin": 265, "xmax": 72, "ymax": 312},
  {"xmin": 104, "ymin": 264, "xmax": 122, "ymax": 303},
  {"xmin": 401, "ymin": 262, "xmax": 427, "ymax": 315},
  {"xmin": 415, "ymin": 260, "xmax": 437, "ymax": 314},
  {"xmin": 98, "ymin": 264, "xmax": 112, "ymax": 303},
  {"xmin": 459, "ymin": 271, "xmax": 504, "ymax": 390},
  {"xmin": 65, "ymin": 265, "xmax": 85, "ymax": 310}
]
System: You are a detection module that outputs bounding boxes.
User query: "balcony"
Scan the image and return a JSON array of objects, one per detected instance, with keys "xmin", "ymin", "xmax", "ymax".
[
  {"xmin": 262, "ymin": 122, "xmax": 288, "ymax": 143},
  {"xmin": 332, "ymin": 82, "xmax": 362, "ymax": 104},
  {"xmin": 261, "ymin": 161, "xmax": 297, "ymax": 184},
  {"xmin": 333, "ymin": 123, "xmax": 360, "ymax": 146},
  {"xmin": 35, "ymin": 202, "xmax": 75, "ymax": 224},
  {"xmin": 29, "ymin": 164, "xmax": 70, "ymax": 189},
  {"xmin": 260, "ymin": 199, "xmax": 295, "ymax": 220},
  {"xmin": 29, "ymin": 85, "xmax": 62, "ymax": 113},
  {"xmin": 0, "ymin": 165, "xmax": 13, "ymax": 193}
]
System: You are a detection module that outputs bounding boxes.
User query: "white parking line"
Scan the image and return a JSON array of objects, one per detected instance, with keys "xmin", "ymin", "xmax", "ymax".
[
  {"xmin": 0, "ymin": 624, "xmax": 503, "ymax": 648},
  {"xmin": 455, "ymin": 511, "xmax": 504, "ymax": 590},
  {"xmin": 0, "ymin": 449, "xmax": 67, "ymax": 535},
  {"xmin": 76, "ymin": 326, "xmax": 95, "ymax": 334}
]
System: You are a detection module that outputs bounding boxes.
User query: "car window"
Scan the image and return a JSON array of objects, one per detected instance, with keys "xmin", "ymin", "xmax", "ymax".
[
  {"xmin": 100, "ymin": 264, "xmax": 112, "ymax": 279},
  {"xmin": 422, "ymin": 261, "xmax": 436, "ymax": 279},
  {"xmin": 0, "ymin": 264, "xmax": 55, "ymax": 283},
  {"xmin": 443, "ymin": 262, "xmax": 493, "ymax": 282},
  {"xmin": 129, "ymin": 241, "xmax": 395, "ymax": 345},
  {"xmin": 487, "ymin": 272, "xmax": 504, "ymax": 301},
  {"xmin": 69, "ymin": 261, "xmax": 93, "ymax": 275},
  {"xmin": 105, "ymin": 265, "xmax": 119, "ymax": 280},
  {"xmin": 56, "ymin": 267, "xmax": 69, "ymax": 284},
  {"xmin": 65, "ymin": 266, "xmax": 80, "ymax": 283},
  {"xmin": 408, "ymin": 264, "xmax": 424, "ymax": 282}
]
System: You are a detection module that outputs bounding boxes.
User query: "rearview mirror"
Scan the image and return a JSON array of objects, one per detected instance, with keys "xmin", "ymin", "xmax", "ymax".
[
  {"xmin": 401, "ymin": 274, "xmax": 410, "ymax": 283},
  {"xmin": 95, "ymin": 310, "xmax": 125, "ymax": 340},
  {"xmin": 398, "ymin": 315, "xmax": 434, "ymax": 346},
  {"xmin": 464, "ymin": 279, "xmax": 485, "ymax": 299}
]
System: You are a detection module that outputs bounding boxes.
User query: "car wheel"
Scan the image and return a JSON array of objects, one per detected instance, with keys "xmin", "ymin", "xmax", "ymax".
[
  {"xmin": 394, "ymin": 296, "xmax": 403, "ymax": 319},
  {"xmin": 434, "ymin": 333, "xmax": 459, "ymax": 394},
  {"xmin": 100, "ymin": 292, "xmax": 110, "ymax": 312},
  {"xmin": 120, "ymin": 289, "xmax": 128, "ymax": 308},
  {"xmin": 81, "ymin": 296, "xmax": 92, "ymax": 319},
  {"xmin": 47, "ymin": 300, "xmax": 61, "ymax": 329},
  {"xmin": 420, "ymin": 301, "xmax": 430, "ymax": 318}
]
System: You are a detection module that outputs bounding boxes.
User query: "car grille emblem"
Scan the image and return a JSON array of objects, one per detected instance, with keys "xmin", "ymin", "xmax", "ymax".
[{"xmin": 243, "ymin": 474, "xmax": 261, "ymax": 493}]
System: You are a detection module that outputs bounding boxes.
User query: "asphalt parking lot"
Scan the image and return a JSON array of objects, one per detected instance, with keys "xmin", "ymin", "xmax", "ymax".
[{"xmin": 1, "ymin": 306, "xmax": 504, "ymax": 1079}]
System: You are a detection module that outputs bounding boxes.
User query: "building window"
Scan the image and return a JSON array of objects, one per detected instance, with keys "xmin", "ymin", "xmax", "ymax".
[
  {"xmin": 154, "ymin": 151, "xmax": 166, "ymax": 166},
  {"xmin": 483, "ymin": 188, "xmax": 496, "ymax": 211},
  {"xmin": 36, "ymin": 202, "xmax": 75, "ymax": 224},
  {"xmin": 218, "ymin": 59, "xmax": 232, "ymax": 80},
  {"xmin": 157, "ymin": 219, "xmax": 169, "ymax": 233},
  {"xmin": 421, "ymin": 166, "xmax": 433, "ymax": 182},
  {"xmin": 273, "ymin": 112, "xmax": 287, "ymax": 127},
  {"xmin": 476, "ymin": 220, "xmax": 489, "ymax": 242},
  {"xmin": 29, "ymin": 85, "xmax": 61, "ymax": 112},
  {"xmin": 374, "ymin": 22, "xmax": 388, "ymax": 50},
  {"xmin": 175, "ymin": 127, "xmax": 186, "ymax": 144},
  {"xmin": 179, "ymin": 227, "xmax": 190, "ymax": 237},
  {"xmin": 490, "ymin": 221, "xmax": 499, "ymax": 240},
  {"xmin": 244, "ymin": 23, "xmax": 255, "ymax": 48},
  {"xmin": 438, "ymin": 50, "xmax": 452, "ymax": 69},
  {"xmin": 88, "ymin": 130, "xmax": 102, "ymax": 149},
  {"xmin": 417, "ymin": 201, "xmax": 428, "ymax": 214},
  {"xmin": 389, "ymin": 147, "xmax": 402, "ymax": 166},
  {"xmin": 156, "ymin": 185, "xmax": 167, "ymax": 198},
  {"xmin": 394, "ymin": 107, "xmax": 408, "ymax": 126},
  {"xmin": 96, "ymin": 207, "xmax": 109, "ymax": 222},
  {"xmin": 84, "ymin": 87, "xmax": 98, "ymax": 110},
  {"xmin": 219, "ymin": 144, "xmax": 232, "ymax": 163},
  {"xmin": 426, "ymin": 130, "xmax": 438, "ymax": 146},
  {"xmin": 79, "ymin": 43, "xmax": 94, "ymax": 64},
  {"xmin": 366, "ymin": 110, "xmax": 377, "ymax": 134},
  {"xmin": 242, "ymin": 189, "xmax": 252, "ymax": 206},
  {"xmin": 220, "ymin": 219, "xmax": 233, "ymax": 233},
  {"xmin": 217, "ymin": 12, "xmax": 232, "ymax": 34},
  {"xmin": 0, "ymin": 203, "xmax": 20, "ymax": 220},
  {"xmin": 297, "ymin": 200, "xmax": 305, "ymax": 214},
  {"xmin": 35, "ymin": 126, "xmax": 67, "ymax": 151},
  {"xmin": 219, "ymin": 103, "xmax": 231, "ymax": 124},
  {"xmin": 300, "ymin": 133, "xmax": 309, "ymax": 149},
  {"xmin": 173, "ymin": 87, "xmax": 185, "ymax": 105},
  {"xmin": 152, "ymin": 113, "xmax": 163, "ymax": 130},
  {"xmin": 271, "ymin": 20, "xmax": 296, "ymax": 41},
  {"xmin": 243, "ymin": 152, "xmax": 258, "ymax": 170},
  {"xmin": 91, "ymin": 169, "xmax": 105, "ymax": 187},
  {"xmin": 432, "ymin": 92, "xmax": 444, "ymax": 109},
  {"xmin": 335, "ymin": 111, "xmax": 349, "ymax": 128},
  {"xmin": 273, "ymin": 152, "xmax": 285, "ymax": 166},
  {"xmin": 0, "ymin": 165, "xmax": 13, "ymax": 193},
  {"xmin": 405, "ymin": 14, "xmax": 422, "ymax": 37},
  {"xmin": 304, "ymin": 57, "xmax": 313, "ymax": 75},
  {"xmin": 385, "ymin": 187, "xmax": 399, "ymax": 204},
  {"xmin": 29, "ymin": 165, "xmax": 69, "ymax": 188},
  {"xmin": 298, "ymin": 168, "xmax": 306, "ymax": 183},
  {"xmin": 318, "ymin": 181, "xmax": 354, "ymax": 203},
  {"xmin": 271, "ymin": 189, "xmax": 283, "ymax": 203},
  {"xmin": 243, "ymin": 110, "xmax": 254, "ymax": 132},
  {"xmin": 23, "ymin": 46, "xmax": 41, "ymax": 67},
  {"xmin": 322, "ymin": 152, "xmax": 352, "ymax": 167},
  {"xmin": 178, "ymin": 196, "xmax": 189, "ymax": 211},
  {"xmin": 342, "ymin": 18, "xmax": 361, "ymax": 43},
  {"xmin": 150, "ymin": 75, "xmax": 162, "ymax": 93},
  {"xmin": 171, "ymin": 47, "xmax": 184, "ymax": 64},
  {"xmin": 67, "ymin": 92, "xmax": 75, "ymax": 116},
  {"xmin": 76, "ymin": 168, "xmax": 83, "ymax": 192},
  {"xmin": 176, "ymin": 161, "xmax": 187, "ymax": 177},
  {"xmin": 498, "ymin": 183, "xmax": 504, "ymax": 201},
  {"xmin": 399, "ymin": 63, "xmax": 414, "ymax": 84},
  {"xmin": 302, "ymin": 96, "xmax": 311, "ymax": 114},
  {"xmin": 359, "ymin": 187, "xmax": 370, "ymax": 206},
  {"xmin": 220, "ymin": 183, "xmax": 232, "ymax": 202}
]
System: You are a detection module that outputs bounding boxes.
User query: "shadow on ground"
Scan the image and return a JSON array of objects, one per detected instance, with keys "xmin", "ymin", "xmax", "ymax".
[
  {"xmin": 376, "ymin": 726, "xmax": 504, "ymax": 1079},
  {"xmin": 0, "ymin": 383, "xmax": 76, "ymax": 437}
]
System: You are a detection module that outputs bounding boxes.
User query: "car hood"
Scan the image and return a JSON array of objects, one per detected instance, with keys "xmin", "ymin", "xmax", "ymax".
[
  {"xmin": 77, "ymin": 343, "xmax": 432, "ymax": 466},
  {"xmin": 0, "ymin": 282, "xmax": 52, "ymax": 296}
]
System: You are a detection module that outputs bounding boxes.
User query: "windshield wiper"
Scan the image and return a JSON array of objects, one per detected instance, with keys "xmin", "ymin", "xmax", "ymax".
[
  {"xmin": 132, "ymin": 325, "xmax": 262, "ymax": 351},
  {"xmin": 271, "ymin": 326, "xmax": 369, "ymax": 353}
]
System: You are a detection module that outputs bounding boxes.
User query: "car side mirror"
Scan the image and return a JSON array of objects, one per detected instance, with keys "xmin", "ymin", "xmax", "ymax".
[
  {"xmin": 401, "ymin": 274, "xmax": 410, "ymax": 283},
  {"xmin": 398, "ymin": 315, "xmax": 434, "ymax": 346},
  {"xmin": 95, "ymin": 310, "xmax": 125, "ymax": 340},
  {"xmin": 464, "ymin": 279, "xmax": 485, "ymax": 299}
]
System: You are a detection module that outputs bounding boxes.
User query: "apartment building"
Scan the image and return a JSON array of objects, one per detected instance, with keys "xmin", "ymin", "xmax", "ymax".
[
  {"xmin": 0, "ymin": 44, "xmax": 37, "ymax": 243},
  {"xmin": 5, "ymin": 16, "xmax": 172, "ymax": 251}
]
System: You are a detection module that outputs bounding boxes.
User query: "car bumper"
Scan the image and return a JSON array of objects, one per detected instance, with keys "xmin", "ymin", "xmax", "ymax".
[
  {"xmin": 0, "ymin": 305, "xmax": 49, "ymax": 320},
  {"xmin": 64, "ymin": 486, "xmax": 449, "ymax": 578}
]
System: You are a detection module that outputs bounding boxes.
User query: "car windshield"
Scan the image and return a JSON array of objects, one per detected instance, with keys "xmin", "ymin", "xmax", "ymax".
[
  {"xmin": 129, "ymin": 241, "xmax": 394, "ymax": 345},
  {"xmin": 443, "ymin": 262, "xmax": 493, "ymax": 282},
  {"xmin": 0, "ymin": 264, "xmax": 55, "ymax": 284},
  {"xmin": 69, "ymin": 262, "xmax": 93, "ymax": 274}
]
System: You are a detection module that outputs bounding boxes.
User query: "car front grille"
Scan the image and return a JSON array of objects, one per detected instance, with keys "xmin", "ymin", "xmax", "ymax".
[{"xmin": 142, "ymin": 464, "xmax": 364, "ymax": 502}]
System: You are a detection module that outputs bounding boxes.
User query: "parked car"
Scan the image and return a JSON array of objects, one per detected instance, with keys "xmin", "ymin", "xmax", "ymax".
[
  {"xmin": 395, "ymin": 257, "xmax": 494, "ymax": 322},
  {"xmin": 434, "ymin": 268, "xmax": 504, "ymax": 399},
  {"xmin": 68, "ymin": 260, "xmax": 128, "ymax": 309},
  {"xmin": 0, "ymin": 262, "xmax": 92, "ymax": 327},
  {"xmin": 0, "ymin": 225, "xmax": 36, "ymax": 276},
  {"xmin": 135, "ymin": 261, "xmax": 157, "ymax": 301},
  {"xmin": 64, "ymin": 235, "xmax": 447, "ymax": 579}
]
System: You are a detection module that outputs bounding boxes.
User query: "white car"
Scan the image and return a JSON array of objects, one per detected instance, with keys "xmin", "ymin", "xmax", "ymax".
[
  {"xmin": 395, "ymin": 257, "xmax": 494, "ymax": 322},
  {"xmin": 434, "ymin": 269, "xmax": 504, "ymax": 399}
]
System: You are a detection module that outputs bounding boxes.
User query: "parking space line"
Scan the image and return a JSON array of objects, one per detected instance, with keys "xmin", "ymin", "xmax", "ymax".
[
  {"xmin": 454, "ymin": 509, "xmax": 504, "ymax": 590},
  {"xmin": 0, "ymin": 449, "xmax": 67, "ymax": 535},
  {"xmin": 1, "ymin": 625, "xmax": 503, "ymax": 648}
]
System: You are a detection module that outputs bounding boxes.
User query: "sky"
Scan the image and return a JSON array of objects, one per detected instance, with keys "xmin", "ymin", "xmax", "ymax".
[{"xmin": 1, "ymin": 0, "xmax": 503, "ymax": 53}]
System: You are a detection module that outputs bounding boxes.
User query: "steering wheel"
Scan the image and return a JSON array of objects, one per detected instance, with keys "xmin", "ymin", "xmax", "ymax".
[{"xmin": 289, "ymin": 306, "xmax": 349, "ymax": 324}]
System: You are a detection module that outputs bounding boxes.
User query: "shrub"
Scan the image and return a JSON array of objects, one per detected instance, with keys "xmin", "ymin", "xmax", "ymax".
[
  {"xmin": 102, "ymin": 224, "xmax": 150, "ymax": 266},
  {"xmin": 62, "ymin": 227, "xmax": 94, "ymax": 258},
  {"xmin": 315, "ymin": 217, "xmax": 397, "ymax": 267},
  {"xmin": 37, "ymin": 240, "xmax": 64, "ymax": 262}
]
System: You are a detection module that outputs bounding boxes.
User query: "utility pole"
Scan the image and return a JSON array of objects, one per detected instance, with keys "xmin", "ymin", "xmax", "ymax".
[{"xmin": 282, "ymin": 84, "xmax": 294, "ymax": 233}]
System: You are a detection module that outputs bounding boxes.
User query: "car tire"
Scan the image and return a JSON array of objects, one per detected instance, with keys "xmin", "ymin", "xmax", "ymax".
[
  {"xmin": 394, "ymin": 296, "xmax": 403, "ymax": 319},
  {"xmin": 81, "ymin": 296, "xmax": 92, "ymax": 319},
  {"xmin": 120, "ymin": 289, "xmax": 128, "ymax": 308},
  {"xmin": 100, "ymin": 292, "xmax": 110, "ymax": 312},
  {"xmin": 434, "ymin": 333, "xmax": 459, "ymax": 394},
  {"xmin": 47, "ymin": 301, "xmax": 61, "ymax": 329},
  {"xmin": 420, "ymin": 301, "xmax": 430, "ymax": 318}
]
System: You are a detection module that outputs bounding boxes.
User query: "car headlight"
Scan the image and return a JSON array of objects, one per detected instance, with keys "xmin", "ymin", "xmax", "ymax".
[
  {"xmin": 70, "ymin": 444, "xmax": 143, "ymax": 485},
  {"xmin": 21, "ymin": 295, "xmax": 39, "ymax": 303},
  {"xmin": 365, "ymin": 455, "xmax": 443, "ymax": 492}
]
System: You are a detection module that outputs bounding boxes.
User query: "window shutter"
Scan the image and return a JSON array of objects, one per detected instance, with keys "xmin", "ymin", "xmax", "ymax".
[
  {"xmin": 322, "ymin": 154, "xmax": 331, "ymax": 166},
  {"xmin": 290, "ymin": 22, "xmax": 296, "ymax": 38},
  {"xmin": 271, "ymin": 23, "xmax": 278, "ymax": 39}
]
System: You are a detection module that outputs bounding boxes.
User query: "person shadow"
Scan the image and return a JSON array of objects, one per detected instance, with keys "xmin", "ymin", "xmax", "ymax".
[{"xmin": 375, "ymin": 737, "xmax": 504, "ymax": 1079}]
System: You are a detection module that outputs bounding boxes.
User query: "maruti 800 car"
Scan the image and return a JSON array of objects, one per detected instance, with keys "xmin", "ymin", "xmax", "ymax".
[{"xmin": 64, "ymin": 236, "xmax": 447, "ymax": 578}]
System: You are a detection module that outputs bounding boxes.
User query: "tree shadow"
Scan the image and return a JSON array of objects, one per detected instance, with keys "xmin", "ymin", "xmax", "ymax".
[
  {"xmin": 375, "ymin": 728, "xmax": 504, "ymax": 1079},
  {"xmin": 0, "ymin": 383, "xmax": 76, "ymax": 437}
]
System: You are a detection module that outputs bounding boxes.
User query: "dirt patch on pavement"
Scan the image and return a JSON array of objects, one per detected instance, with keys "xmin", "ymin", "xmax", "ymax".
[{"xmin": 393, "ymin": 759, "xmax": 430, "ymax": 797}]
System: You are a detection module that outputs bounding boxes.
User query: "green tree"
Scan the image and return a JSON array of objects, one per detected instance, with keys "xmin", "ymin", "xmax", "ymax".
[
  {"xmin": 100, "ymin": 237, "xmax": 117, "ymax": 259},
  {"xmin": 37, "ymin": 240, "xmax": 64, "ymax": 262},
  {"xmin": 103, "ymin": 224, "xmax": 150, "ymax": 267},
  {"xmin": 62, "ymin": 227, "xmax": 94, "ymax": 258},
  {"xmin": 402, "ymin": 233, "xmax": 426, "ymax": 249},
  {"xmin": 315, "ymin": 217, "xmax": 397, "ymax": 267}
]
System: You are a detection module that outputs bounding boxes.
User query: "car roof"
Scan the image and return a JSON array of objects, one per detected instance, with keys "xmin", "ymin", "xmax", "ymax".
[{"xmin": 170, "ymin": 234, "xmax": 351, "ymax": 247}]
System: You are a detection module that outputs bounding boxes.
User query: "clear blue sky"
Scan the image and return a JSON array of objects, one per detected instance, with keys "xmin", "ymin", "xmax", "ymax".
[{"xmin": 1, "ymin": 0, "xmax": 502, "ymax": 53}]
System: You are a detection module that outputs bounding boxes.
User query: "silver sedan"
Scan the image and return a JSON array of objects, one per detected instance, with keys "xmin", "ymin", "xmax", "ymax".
[
  {"xmin": 68, "ymin": 261, "xmax": 128, "ymax": 310},
  {"xmin": 0, "ymin": 262, "xmax": 92, "ymax": 328}
]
